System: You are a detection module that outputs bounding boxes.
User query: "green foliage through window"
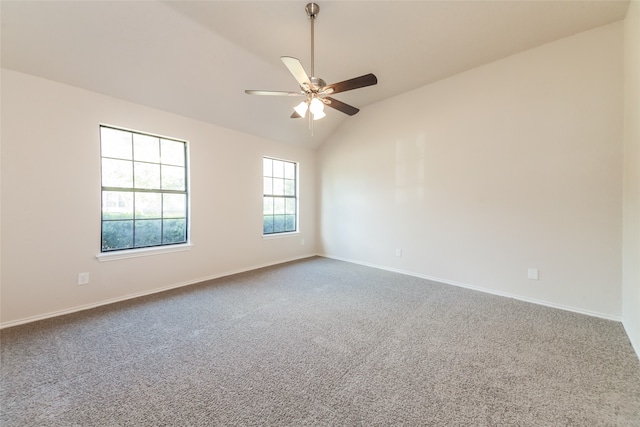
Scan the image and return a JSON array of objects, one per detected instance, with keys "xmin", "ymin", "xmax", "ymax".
[
  {"xmin": 100, "ymin": 126, "xmax": 188, "ymax": 252},
  {"xmin": 263, "ymin": 157, "xmax": 297, "ymax": 235}
]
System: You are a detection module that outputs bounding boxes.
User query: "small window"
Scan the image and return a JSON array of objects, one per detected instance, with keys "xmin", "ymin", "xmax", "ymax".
[
  {"xmin": 100, "ymin": 125, "xmax": 188, "ymax": 252},
  {"xmin": 263, "ymin": 157, "xmax": 297, "ymax": 235}
]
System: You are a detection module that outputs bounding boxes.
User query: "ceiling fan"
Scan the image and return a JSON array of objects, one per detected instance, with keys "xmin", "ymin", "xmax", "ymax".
[{"xmin": 245, "ymin": 2, "xmax": 378, "ymax": 123}]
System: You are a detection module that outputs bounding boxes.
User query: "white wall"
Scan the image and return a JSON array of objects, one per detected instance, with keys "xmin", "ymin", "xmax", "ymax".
[
  {"xmin": 318, "ymin": 22, "xmax": 624, "ymax": 319},
  {"xmin": 0, "ymin": 70, "xmax": 315, "ymax": 326},
  {"xmin": 623, "ymin": 1, "xmax": 640, "ymax": 356},
  {"xmin": 1, "ymin": 16, "xmax": 634, "ymax": 349}
]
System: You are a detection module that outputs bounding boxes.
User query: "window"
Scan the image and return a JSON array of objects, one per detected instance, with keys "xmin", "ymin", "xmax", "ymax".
[
  {"xmin": 100, "ymin": 125, "xmax": 188, "ymax": 252},
  {"xmin": 263, "ymin": 157, "xmax": 297, "ymax": 235}
]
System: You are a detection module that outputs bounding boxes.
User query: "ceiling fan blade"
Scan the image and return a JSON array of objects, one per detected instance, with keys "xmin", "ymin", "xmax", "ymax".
[
  {"xmin": 323, "ymin": 73, "xmax": 378, "ymax": 95},
  {"xmin": 281, "ymin": 56, "xmax": 312, "ymax": 89},
  {"xmin": 245, "ymin": 90, "xmax": 303, "ymax": 96},
  {"xmin": 290, "ymin": 111, "xmax": 302, "ymax": 119},
  {"xmin": 324, "ymin": 97, "xmax": 360, "ymax": 116}
]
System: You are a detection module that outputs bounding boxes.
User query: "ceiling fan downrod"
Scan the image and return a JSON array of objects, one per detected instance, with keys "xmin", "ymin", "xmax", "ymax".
[{"xmin": 306, "ymin": 3, "xmax": 319, "ymax": 78}]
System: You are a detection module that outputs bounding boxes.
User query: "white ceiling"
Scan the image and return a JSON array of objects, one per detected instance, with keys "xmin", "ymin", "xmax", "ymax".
[{"xmin": 1, "ymin": 0, "xmax": 630, "ymax": 148}]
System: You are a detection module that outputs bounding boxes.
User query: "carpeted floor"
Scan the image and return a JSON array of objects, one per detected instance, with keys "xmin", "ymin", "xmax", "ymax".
[{"xmin": 1, "ymin": 257, "xmax": 639, "ymax": 426}]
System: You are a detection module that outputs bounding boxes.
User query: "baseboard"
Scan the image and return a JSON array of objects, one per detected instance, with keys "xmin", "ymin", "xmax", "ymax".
[
  {"xmin": 622, "ymin": 319, "xmax": 640, "ymax": 362},
  {"xmin": 2, "ymin": 253, "xmax": 625, "ymax": 331},
  {"xmin": 320, "ymin": 254, "xmax": 623, "ymax": 322},
  {"xmin": 0, "ymin": 254, "xmax": 318, "ymax": 329}
]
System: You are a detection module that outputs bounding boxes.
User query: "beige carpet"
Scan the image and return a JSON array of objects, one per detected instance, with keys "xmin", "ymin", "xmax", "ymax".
[{"xmin": 2, "ymin": 257, "xmax": 639, "ymax": 426}]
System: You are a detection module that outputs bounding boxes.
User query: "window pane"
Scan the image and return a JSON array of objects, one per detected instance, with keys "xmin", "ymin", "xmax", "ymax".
[
  {"xmin": 274, "ymin": 197, "xmax": 285, "ymax": 214},
  {"xmin": 134, "ymin": 162, "xmax": 161, "ymax": 189},
  {"xmin": 273, "ymin": 178, "xmax": 284, "ymax": 196},
  {"xmin": 284, "ymin": 162, "xmax": 295, "ymax": 179},
  {"xmin": 284, "ymin": 179, "xmax": 295, "ymax": 196},
  {"xmin": 163, "ymin": 219, "xmax": 186, "ymax": 244},
  {"xmin": 133, "ymin": 134, "xmax": 160, "ymax": 163},
  {"xmin": 272, "ymin": 160, "xmax": 284, "ymax": 178},
  {"xmin": 263, "ymin": 157, "xmax": 296, "ymax": 235},
  {"xmin": 101, "ymin": 126, "xmax": 188, "ymax": 253},
  {"xmin": 101, "ymin": 127, "xmax": 132, "ymax": 160},
  {"xmin": 163, "ymin": 193, "xmax": 186, "ymax": 218},
  {"xmin": 161, "ymin": 165, "xmax": 185, "ymax": 191},
  {"xmin": 263, "ymin": 216, "xmax": 274, "ymax": 234},
  {"xmin": 284, "ymin": 215, "xmax": 296, "ymax": 232},
  {"xmin": 263, "ymin": 158, "xmax": 272, "ymax": 177},
  {"xmin": 102, "ymin": 220, "xmax": 133, "ymax": 251},
  {"xmin": 135, "ymin": 192, "xmax": 162, "ymax": 219},
  {"xmin": 161, "ymin": 139, "xmax": 185, "ymax": 166},
  {"xmin": 285, "ymin": 198, "xmax": 296, "ymax": 215},
  {"xmin": 273, "ymin": 215, "xmax": 285, "ymax": 233},
  {"xmin": 134, "ymin": 219, "xmax": 162, "ymax": 247},
  {"xmin": 102, "ymin": 158, "xmax": 133, "ymax": 188},
  {"xmin": 263, "ymin": 196, "xmax": 274, "ymax": 215},
  {"xmin": 102, "ymin": 191, "xmax": 133, "ymax": 220},
  {"xmin": 263, "ymin": 177, "xmax": 273, "ymax": 195}
]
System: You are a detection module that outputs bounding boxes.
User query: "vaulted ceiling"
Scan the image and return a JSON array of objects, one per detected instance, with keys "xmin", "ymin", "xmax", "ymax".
[{"xmin": 1, "ymin": 1, "xmax": 630, "ymax": 148}]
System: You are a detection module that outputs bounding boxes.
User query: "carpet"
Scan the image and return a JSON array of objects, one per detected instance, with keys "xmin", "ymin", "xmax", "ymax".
[{"xmin": 2, "ymin": 257, "xmax": 639, "ymax": 426}]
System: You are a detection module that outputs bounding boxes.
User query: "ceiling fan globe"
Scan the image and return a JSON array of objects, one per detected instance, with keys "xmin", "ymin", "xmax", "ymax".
[
  {"xmin": 313, "ymin": 110, "xmax": 326, "ymax": 121},
  {"xmin": 309, "ymin": 97, "xmax": 325, "ymax": 115},
  {"xmin": 294, "ymin": 101, "xmax": 309, "ymax": 118}
]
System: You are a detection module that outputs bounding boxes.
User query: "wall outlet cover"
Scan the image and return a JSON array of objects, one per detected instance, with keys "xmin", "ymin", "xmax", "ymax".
[{"xmin": 78, "ymin": 272, "xmax": 90, "ymax": 285}]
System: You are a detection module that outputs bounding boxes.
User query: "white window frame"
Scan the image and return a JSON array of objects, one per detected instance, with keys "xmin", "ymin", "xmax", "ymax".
[
  {"xmin": 97, "ymin": 125, "xmax": 190, "ymax": 259},
  {"xmin": 262, "ymin": 157, "xmax": 298, "ymax": 236}
]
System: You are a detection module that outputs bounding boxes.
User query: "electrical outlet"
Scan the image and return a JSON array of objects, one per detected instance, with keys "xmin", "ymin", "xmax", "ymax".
[
  {"xmin": 301, "ymin": 239, "xmax": 305, "ymax": 245},
  {"xmin": 527, "ymin": 268, "xmax": 539, "ymax": 280},
  {"xmin": 77, "ymin": 272, "xmax": 90, "ymax": 285},
  {"xmin": 395, "ymin": 248, "xmax": 402, "ymax": 257}
]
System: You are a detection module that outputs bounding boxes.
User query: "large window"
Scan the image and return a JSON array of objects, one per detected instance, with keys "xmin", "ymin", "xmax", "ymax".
[
  {"xmin": 100, "ymin": 125, "xmax": 188, "ymax": 252},
  {"xmin": 263, "ymin": 157, "xmax": 297, "ymax": 235}
]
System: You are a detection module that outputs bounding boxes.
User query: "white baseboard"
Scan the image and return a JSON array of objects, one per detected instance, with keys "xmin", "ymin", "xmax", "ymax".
[
  {"xmin": 0, "ymin": 254, "xmax": 318, "ymax": 329},
  {"xmin": 2, "ymin": 253, "xmax": 627, "ymax": 336},
  {"xmin": 320, "ymin": 254, "xmax": 623, "ymax": 322},
  {"xmin": 622, "ymin": 320, "xmax": 640, "ymax": 362}
]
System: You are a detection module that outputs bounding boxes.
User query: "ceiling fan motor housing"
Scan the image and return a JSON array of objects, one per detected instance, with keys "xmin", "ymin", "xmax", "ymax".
[{"xmin": 309, "ymin": 77, "xmax": 326, "ymax": 92}]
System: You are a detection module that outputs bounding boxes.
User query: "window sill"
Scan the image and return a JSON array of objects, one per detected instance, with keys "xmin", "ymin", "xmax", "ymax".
[
  {"xmin": 262, "ymin": 231, "xmax": 300, "ymax": 240},
  {"xmin": 96, "ymin": 243, "xmax": 193, "ymax": 262}
]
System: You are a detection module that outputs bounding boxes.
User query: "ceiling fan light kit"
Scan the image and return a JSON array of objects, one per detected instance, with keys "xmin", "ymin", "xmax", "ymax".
[{"xmin": 245, "ymin": 2, "xmax": 378, "ymax": 130}]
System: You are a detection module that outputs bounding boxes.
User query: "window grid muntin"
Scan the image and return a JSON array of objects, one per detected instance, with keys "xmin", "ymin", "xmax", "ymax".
[
  {"xmin": 100, "ymin": 125, "xmax": 188, "ymax": 252},
  {"xmin": 263, "ymin": 157, "xmax": 297, "ymax": 235}
]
